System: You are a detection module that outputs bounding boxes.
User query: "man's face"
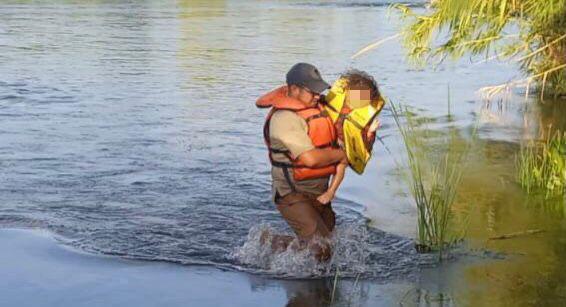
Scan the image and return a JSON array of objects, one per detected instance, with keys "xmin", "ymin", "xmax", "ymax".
[{"xmin": 289, "ymin": 85, "xmax": 320, "ymax": 107}]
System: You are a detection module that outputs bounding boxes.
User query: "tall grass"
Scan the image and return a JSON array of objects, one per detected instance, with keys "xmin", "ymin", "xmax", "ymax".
[
  {"xmin": 517, "ymin": 130, "xmax": 566, "ymax": 198},
  {"xmin": 391, "ymin": 102, "xmax": 469, "ymax": 258},
  {"xmin": 392, "ymin": 0, "xmax": 566, "ymax": 98}
]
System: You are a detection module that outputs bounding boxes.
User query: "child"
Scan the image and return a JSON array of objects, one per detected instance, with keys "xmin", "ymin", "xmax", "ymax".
[{"xmin": 317, "ymin": 70, "xmax": 382, "ymax": 204}]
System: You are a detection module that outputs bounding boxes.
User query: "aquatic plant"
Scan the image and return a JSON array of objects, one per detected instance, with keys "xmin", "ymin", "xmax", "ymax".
[
  {"xmin": 517, "ymin": 130, "xmax": 566, "ymax": 198},
  {"xmin": 391, "ymin": 102, "xmax": 469, "ymax": 257},
  {"xmin": 390, "ymin": 0, "xmax": 566, "ymax": 98}
]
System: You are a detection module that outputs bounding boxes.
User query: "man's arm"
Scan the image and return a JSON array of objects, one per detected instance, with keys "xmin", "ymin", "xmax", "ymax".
[
  {"xmin": 269, "ymin": 110, "xmax": 345, "ymax": 168},
  {"xmin": 296, "ymin": 148, "xmax": 345, "ymax": 168}
]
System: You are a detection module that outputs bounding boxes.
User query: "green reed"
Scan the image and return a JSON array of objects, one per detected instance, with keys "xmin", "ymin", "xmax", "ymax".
[
  {"xmin": 517, "ymin": 131, "xmax": 566, "ymax": 198},
  {"xmin": 391, "ymin": 102, "xmax": 468, "ymax": 258}
]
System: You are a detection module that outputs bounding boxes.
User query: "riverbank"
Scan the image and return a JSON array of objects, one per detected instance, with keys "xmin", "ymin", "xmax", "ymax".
[{"xmin": 0, "ymin": 228, "xmax": 412, "ymax": 307}]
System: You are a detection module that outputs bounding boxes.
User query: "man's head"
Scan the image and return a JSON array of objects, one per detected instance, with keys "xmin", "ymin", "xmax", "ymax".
[
  {"xmin": 286, "ymin": 63, "xmax": 330, "ymax": 107},
  {"xmin": 341, "ymin": 69, "xmax": 380, "ymax": 109}
]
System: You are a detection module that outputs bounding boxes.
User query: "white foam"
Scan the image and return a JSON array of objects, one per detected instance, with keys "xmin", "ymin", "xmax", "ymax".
[{"xmin": 232, "ymin": 224, "xmax": 372, "ymax": 278}]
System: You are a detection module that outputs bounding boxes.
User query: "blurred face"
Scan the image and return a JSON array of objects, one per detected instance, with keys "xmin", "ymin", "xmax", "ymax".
[
  {"xmin": 288, "ymin": 85, "xmax": 320, "ymax": 107},
  {"xmin": 345, "ymin": 88, "xmax": 372, "ymax": 109}
]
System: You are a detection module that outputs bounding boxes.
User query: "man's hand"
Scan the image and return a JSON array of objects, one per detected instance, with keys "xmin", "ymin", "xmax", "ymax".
[{"xmin": 317, "ymin": 190, "xmax": 335, "ymax": 205}]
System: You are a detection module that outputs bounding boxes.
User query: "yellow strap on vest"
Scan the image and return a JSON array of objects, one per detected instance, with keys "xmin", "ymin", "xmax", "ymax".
[
  {"xmin": 324, "ymin": 78, "xmax": 347, "ymax": 123},
  {"xmin": 324, "ymin": 78, "xmax": 385, "ymax": 174}
]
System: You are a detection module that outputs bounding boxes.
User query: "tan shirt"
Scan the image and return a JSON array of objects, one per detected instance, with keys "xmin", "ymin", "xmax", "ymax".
[{"xmin": 269, "ymin": 110, "xmax": 330, "ymax": 200}]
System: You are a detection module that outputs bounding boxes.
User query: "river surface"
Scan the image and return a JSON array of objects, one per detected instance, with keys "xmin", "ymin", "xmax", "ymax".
[{"xmin": 1, "ymin": 0, "xmax": 565, "ymax": 306}]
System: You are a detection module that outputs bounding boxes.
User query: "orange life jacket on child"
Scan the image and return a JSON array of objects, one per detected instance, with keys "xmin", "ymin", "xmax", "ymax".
[{"xmin": 256, "ymin": 86, "xmax": 337, "ymax": 181}]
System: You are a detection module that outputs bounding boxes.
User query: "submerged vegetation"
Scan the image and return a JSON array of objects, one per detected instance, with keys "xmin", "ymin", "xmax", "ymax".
[
  {"xmin": 517, "ymin": 130, "xmax": 566, "ymax": 198},
  {"xmin": 393, "ymin": 0, "xmax": 566, "ymax": 98},
  {"xmin": 391, "ymin": 102, "xmax": 470, "ymax": 258}
]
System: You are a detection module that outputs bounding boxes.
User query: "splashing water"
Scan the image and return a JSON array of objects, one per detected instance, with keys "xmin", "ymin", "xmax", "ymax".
[{"xmin": 233, "ymin": 224, "xmax": 375, "ymax": 279}]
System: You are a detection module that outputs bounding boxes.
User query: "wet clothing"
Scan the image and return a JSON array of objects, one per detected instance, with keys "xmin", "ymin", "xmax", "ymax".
[
  {"xmin": 269, "ymin": 110, "xmax": 330, "ymax": 200},
  {"xmin": 257, "ymin": 86, "xmax": 337, "ymax": 182},
  {"xmin": 275, "ymin": 192, "xmax": 336, "ymax": 239},
  {"xmin": 323, "ymin": 78, "xmax": 383, "ymax": 174},
  {"xmin": 256, "ymin": 86, "xmax": 339, "ymax": 248}
]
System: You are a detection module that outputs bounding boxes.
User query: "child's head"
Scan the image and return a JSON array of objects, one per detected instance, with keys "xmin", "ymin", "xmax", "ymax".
[{"xmin": 341, "ymin": 69, "xmax": 380, "ymax": 109}]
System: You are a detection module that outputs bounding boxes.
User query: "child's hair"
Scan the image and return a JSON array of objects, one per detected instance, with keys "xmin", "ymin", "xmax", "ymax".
[{"xmin": 341, "ymin": 69, "xmax": 380, "ymax": 101}]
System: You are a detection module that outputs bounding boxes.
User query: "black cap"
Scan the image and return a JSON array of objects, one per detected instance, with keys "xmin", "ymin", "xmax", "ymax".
[{"xmin": 286, "ymin": 63, "xmax": 330, "ymax": 94}]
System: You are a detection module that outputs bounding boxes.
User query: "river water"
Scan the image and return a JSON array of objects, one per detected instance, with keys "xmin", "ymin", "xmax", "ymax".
[{"xmin": 1, "ymin": 0, "xmax": 565, "ymax": 306}]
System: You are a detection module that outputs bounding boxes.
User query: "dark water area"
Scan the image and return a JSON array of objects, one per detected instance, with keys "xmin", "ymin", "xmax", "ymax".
[
  {"xmin": 0, "ymin": 0, "xmax": 432, "ymax": 279},
  {"xmin": 2, "ymin": 0, "xmax": 566, "ymax": 306}
]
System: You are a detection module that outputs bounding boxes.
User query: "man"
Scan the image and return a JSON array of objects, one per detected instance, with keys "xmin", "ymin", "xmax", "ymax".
[{"xmin": 256, "ymin": 63, "xmax": 346, "ymax": 261}]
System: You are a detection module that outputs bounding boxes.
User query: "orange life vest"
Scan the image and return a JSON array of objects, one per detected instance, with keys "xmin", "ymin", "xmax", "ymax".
[{"xmin": 256, "ymin": 86, "xmax": 337, "ymax": 182}]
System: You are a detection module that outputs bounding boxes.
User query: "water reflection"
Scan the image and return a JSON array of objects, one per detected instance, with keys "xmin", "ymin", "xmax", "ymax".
[
  {"xmin": 523, "ymin": 98, "xmax": 566, "ymax": 139},
  {"xmin": 410, "ymin": 95, "xmax": 566, "ymax": 306},
  {"xmin": 377, "ymin": 94, "xmax": 566, "ymax": 305}
]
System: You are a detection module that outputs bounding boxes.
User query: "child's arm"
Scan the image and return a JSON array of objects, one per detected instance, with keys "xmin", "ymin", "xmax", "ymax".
[
  {"xmin": 317, "ymin": 158, "xmax": 347, "ymax": 204},
  {"xmin": 363, "ymin": 118, "xmax": 380, "ymax": 151}
]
